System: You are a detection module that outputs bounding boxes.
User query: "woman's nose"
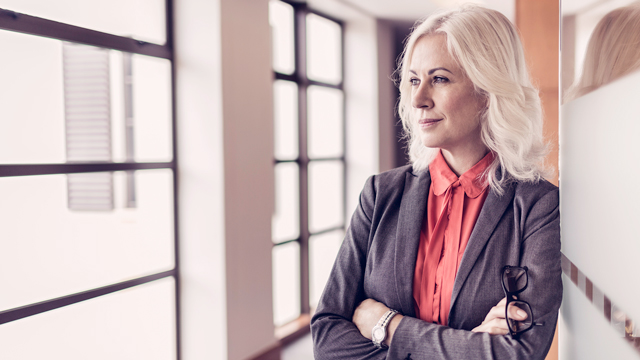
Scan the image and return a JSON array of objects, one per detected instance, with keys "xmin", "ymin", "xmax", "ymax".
[{"xmin": 411, "ymin": 85, "xmax": 434, "ymax": 109}]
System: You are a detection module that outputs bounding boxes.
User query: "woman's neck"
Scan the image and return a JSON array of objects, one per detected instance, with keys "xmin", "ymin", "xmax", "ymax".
[{"xmin": 440, "ymin": 146, "xmax": 490, "ymax": 176}]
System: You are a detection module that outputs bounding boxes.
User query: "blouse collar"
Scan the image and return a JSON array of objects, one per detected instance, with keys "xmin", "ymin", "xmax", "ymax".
[{"xmin": 429, "ymin": 150, "xmax": 494, "ymax": 198}]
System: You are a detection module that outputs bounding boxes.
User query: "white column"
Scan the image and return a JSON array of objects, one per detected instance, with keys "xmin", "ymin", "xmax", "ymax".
[{"xmin": 559, "ymin": 70, "xmax": 640, "ymax": 360}]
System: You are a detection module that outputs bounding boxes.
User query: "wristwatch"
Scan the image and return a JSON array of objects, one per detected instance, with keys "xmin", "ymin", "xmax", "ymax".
[{"xmin": 372, "ymin": 309, "xmax": 399, "ymax": 348}]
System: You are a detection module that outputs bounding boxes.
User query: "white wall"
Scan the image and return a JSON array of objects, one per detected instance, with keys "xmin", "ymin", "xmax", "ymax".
[
  {"xmin": 177, "ymin": 0, "xmax": 275, "ymax": 359},
  {"xmin": 220, "ymin": 0, "xmax": 276, "ymax": 359},
  {"xmin": 559, "ymin": 70, "xmax": 640, "ymax": 359},
  {"xmin": 175, "ymin": 0, "xmax": 227, "ymax": 359}
]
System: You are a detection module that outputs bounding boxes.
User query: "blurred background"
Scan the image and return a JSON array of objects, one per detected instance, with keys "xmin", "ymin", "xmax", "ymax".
[
  {"xmin": 560, "ymin": 1, "xmax": 640, "ymax": 360},
  {"xmin": 0, "ymin": 0, "xmax": 637, "ymax": 359}
]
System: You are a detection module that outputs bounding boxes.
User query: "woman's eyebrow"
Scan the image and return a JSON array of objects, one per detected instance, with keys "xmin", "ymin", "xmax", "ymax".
[
  {"xmin": 409, "ymin": 68, "xmax": 454, "ymax": 75},
  {"xmin": 428, "ymin": 67, "xmax": 453, "ymax": 75}
]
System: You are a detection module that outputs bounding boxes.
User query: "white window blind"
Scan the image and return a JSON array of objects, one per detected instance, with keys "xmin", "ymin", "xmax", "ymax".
[{"xmin": 62, "ymin": 42, "xmax": 113, "ymax": 211}]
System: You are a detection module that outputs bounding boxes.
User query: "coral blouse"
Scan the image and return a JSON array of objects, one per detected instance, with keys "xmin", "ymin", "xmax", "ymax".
[{"xmin": 412, "ymin": 150, "xmax": 494, "ymax": 326}]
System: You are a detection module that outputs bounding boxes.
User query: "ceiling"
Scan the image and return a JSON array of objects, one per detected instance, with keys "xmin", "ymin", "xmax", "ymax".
[
  {"xmin": 562, "ymin": 0, "xmax": 640, "ymax": 15},
  {"xmin": 338, "ymin": 0, "xmax": 515, "ymax": 22},
  {"xmin": 336, "ymin": 0, "xmax": 639, "ymax": 22}
]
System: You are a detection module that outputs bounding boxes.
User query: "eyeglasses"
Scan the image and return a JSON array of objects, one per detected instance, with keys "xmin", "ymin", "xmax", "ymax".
[{"xmin": 501, "ymin": 265, "xmax": 544, "ymax": 336}]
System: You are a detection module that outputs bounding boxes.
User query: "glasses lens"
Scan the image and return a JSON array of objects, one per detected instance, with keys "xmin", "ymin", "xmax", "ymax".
[
  {"xmin": 507, "ymin": 301, "xmax": 533, "ymax": 334},
  {"xmin": 503, "ymin": 266, "xmax": 527, "ymax": 293}
]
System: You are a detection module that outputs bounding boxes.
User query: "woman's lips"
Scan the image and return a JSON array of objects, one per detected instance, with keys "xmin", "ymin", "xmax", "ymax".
[{"xmin": 418, "ymin": 118, "xmax": 443, "ymax": 128}]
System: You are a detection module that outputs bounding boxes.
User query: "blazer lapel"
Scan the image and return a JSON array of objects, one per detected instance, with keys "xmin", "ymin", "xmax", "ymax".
[
  {"xmin": 394, "ymin": 169, "xmax": 431, "ymax": 317},
  {"xmin": 449, "ymin": 180, "xmax": 516, "ymax": 315}
]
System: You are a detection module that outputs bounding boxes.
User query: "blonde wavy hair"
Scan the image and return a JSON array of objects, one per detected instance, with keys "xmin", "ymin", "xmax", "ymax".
[
  {"xmin": 565, "ymin": 4, "xmax": 640, "ymax": 102},
  {"xmin": 397, "ymin": 5, "xmax": 549, "ymax": 194}
]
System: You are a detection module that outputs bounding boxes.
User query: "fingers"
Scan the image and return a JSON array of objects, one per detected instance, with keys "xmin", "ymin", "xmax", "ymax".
[
  {"xmin": 483, "ymin": 303, "xmax": 506, "ymax": 322},
  {"xmin": 472, "ymin": 317, "xmax": 509, "ymax": 335},
  {"xmin": 483, "ymin": 298, "xmax": 528, "ymax": 322},
  {"xmin": 507, "ymin": 302, "xmax": 528, "ymax": 321},
  {"xmin": 473, "ymin": 297, "xmax": 529, "ymax": 335},
  {"xmin": 481, "ymin": 297, "xmax": 507, "ymax": 323}
]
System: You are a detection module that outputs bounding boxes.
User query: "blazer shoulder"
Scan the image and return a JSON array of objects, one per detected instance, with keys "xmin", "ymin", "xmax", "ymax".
[
  {"xmin": 359, "ymin": 165, "xmax": 417, "ymax": 211},
  {"xmin": 511, "ymin": 177, "xmax": 559, "ymax": 210},
  {"xmin": 372, "ymin": 164, "xmax": 416, "ymax": 188},
  {"xmin": 513, "ymin": 177, "xmax": 557, "ymax": 194}
]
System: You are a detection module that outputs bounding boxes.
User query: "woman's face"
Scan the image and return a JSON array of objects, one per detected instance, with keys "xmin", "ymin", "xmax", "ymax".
[{"xmin": 409, "ymin": 34, "xmax": 486, "ymax": 157}]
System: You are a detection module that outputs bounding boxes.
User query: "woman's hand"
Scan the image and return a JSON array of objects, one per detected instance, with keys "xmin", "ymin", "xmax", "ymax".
[
  {"xmin": 353, "ymin": 299, "xmax": 388, "ymax": 340},
  {"xmin": 471, "ymin": 297, "xmax": 528, "ymax": 335},
  {"xmin": 353, "ymin": 299, "xmax": 403, "ymax": 346}
]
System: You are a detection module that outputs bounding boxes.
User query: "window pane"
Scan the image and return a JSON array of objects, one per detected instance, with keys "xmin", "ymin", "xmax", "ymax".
[
  {"xmin": 308, "ymin": 161, "xmax": 344, "ymax": 233},
  {"xmin": 309, "ymin": 230, "xmax": 343, "ymax": 309},
  {"xmin": 0, "ymin": 0, "xmax": 166, "ymax": 44},
  {"xmin": 273, "ymin": 163, "xmax": 300, "ymax": 243},
  {"xmin": 0, "ymin": 31, "xmax": 173, "ymax": 164},
  {"xmin": 269, "ymin": 0, "xmax": 295, "ymax": 75},
  {"xmin": 306, "ymin": 14, "xmax": 342, "ymax": 84},
  {"xmin": 307, "ymin": 86, "xmax": 344, "ymax": 159},
  {"xmin": 272, "ymin": 242, "xmax": 300, "ymax": 326},
  {"xmin": 0, "ymin": 169, "xmax": 175, "ymax": 311},
  {"xmin": 0, "ymin": 278, "xmax": 176, "ymax": 360},
  {"xmin": 0, "ymin": 32, "xmax": 64, "ymax": 163},
  {"xmin": 274, "ymin": 80, "xmax": 299, "ymax": 160},
  {"xmin": 128, "ymin": 54, "xmax": 173, "ymax": 162}
]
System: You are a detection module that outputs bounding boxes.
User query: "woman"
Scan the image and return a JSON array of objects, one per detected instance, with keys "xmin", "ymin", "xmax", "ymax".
[
  {"xmin": 311, "ymin": 5, "xmax": 561, "ymax": 360},
  {"xmin": 565, "ymin": 4, "xmax": 640, "ymax": 101}
]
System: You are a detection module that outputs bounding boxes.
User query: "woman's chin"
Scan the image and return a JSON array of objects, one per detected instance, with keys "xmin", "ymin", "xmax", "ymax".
[
  {"xmin": 419, "ymin": 136, "xmax": 442, "ymax": 150},
  {"xmin": 422, "ymin": 144, "xmax": 440, "ymax": 150}
]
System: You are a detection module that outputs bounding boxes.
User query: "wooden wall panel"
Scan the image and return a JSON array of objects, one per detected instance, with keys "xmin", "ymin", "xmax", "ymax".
[
  {"xmin": 516, "ymin": 0, "xmax": 560, "ymax": 186},
  {"xmin": 516, "ymin": 1, "xmax": 560, "ymax": 359}
]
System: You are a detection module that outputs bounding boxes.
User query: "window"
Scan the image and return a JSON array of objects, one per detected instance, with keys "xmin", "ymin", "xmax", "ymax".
[
  {"xmin": 0, "ymin": 3, "xmax": 178, "ymax": 359},
  {"xmin": 269, "ymin": 0, "xmax": 345, "ymax": 327}
]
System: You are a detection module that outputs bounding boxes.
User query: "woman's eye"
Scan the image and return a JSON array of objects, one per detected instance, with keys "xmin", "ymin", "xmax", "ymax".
[
  {"xmin": 433, "ymin": 76, "xmax": 449, "ymax": 84},
  {"xmin": 410, "ymin": 78, "xmax": 420, "ymax": 86}
]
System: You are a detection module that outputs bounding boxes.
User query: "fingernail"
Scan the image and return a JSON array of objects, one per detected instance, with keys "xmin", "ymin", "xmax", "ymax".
[{"xmin": 517, "ymin": 309, "xmax": 527, "ymax": 318}]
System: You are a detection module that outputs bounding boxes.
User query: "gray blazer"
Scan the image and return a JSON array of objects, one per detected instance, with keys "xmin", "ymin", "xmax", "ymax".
[{"xmin": 311, "ymin": 165, "xmax": 562, "ymax": 359}]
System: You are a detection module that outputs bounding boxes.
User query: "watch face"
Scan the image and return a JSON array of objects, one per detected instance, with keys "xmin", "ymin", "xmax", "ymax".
[{"xmin": 373, "ymin": 327, "xmax": 385, "ymax": 341}]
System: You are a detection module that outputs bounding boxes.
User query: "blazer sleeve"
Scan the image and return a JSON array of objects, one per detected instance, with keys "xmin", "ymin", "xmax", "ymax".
[
  {"xmin": 311, "ymin": 175, "xmax": 389, "ymax": 359},
  {"xmin": 387, "ymin": 188, "xmax": 562, "ymax": 360}
]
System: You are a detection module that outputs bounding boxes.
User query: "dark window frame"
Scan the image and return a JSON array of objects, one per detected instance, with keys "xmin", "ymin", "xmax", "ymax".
[
  {"xmin": 0, "ymin": 3, "xmax": 180, "ymax": 359},
  {"xmin": 272, "ymin": 0, "xmax": 347, "ymax": 322}
]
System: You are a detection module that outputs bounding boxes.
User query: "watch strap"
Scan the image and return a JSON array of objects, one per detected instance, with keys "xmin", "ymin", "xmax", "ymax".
[{"xmin": 372, "ymin": 309, "xmax": 399, "ymax": 348}]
